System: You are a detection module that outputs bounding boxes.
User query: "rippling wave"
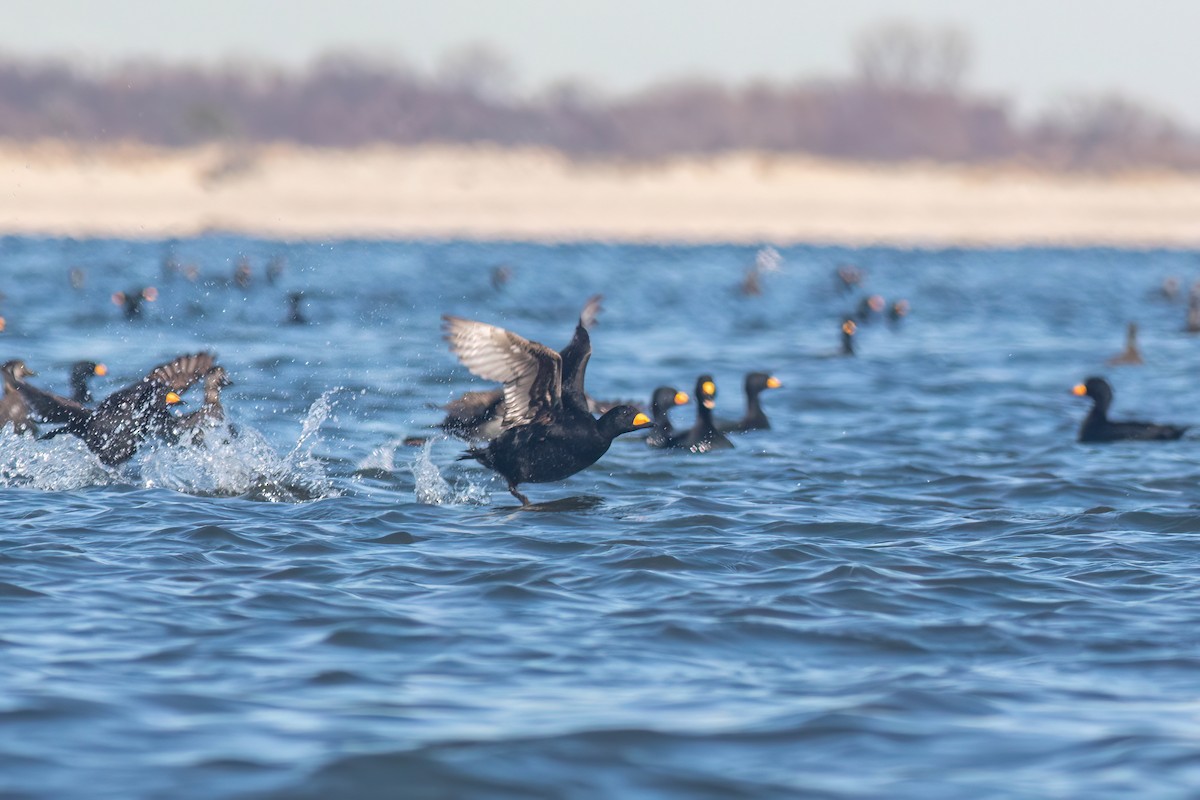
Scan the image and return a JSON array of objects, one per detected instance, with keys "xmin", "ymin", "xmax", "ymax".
[{"xmin": 3, "ymin": 238, "xmax": 1200, "ymax": 798}]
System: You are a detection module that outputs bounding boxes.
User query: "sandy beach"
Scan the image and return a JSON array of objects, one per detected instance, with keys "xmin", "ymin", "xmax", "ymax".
[{"xmin": 3, "ymin": 141, "xmax": 1200, "ymax": 247}]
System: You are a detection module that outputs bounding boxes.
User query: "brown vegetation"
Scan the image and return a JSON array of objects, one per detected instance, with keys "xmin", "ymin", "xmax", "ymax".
[{"xmin": 0, "ymin": 23, "xmax": 1196, "ymax": 171}]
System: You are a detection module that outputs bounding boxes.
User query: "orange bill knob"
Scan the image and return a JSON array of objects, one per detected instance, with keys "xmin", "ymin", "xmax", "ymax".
[
  {"xmin": 165, "ymin": 391, "xmax": 182, "ymax": 405},
  {"xmin": 766, "ymin": 376, "xmax": 782, "ymax": 389},
  {"xmin": 632, "ymin": 412, "xmax": 652, "ymax": 427},
  {"xmin": 94, "ymin": 363, "xmax": 107, "ymax": 376},
  {"xmin": 702, "ymin": 380, "xmax": 716, "ymax": 396},
  {"xmin": 674, "ymin": 392, "xmax": 689, "ymax": 405},
  {"xmin": 1072, "ymin": 384, "xmax": 1088, "ymax": 396}
]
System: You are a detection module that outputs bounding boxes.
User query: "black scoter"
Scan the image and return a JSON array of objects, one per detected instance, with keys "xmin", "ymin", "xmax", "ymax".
[
  {"xmin": 841, "ymin": 318, "xmax": 857, "ymax": 356},
  {"xmin": 674, "ymin": 375, "xmax": 734, "ymax": 453},
  {"xmin": 0, "ymin": 360, "xmax": 39, "ymax": 435},
  {"xmin": 442, "ymin": 313, "xmax": 651, "ymax": 505},
  {"xmin": 718, "ymin": 372, "xmax": 781, "ymax": 433},
  {"xmin": 285, "ymin": 291, "xmax": 308, "ymax": 325},
  {"xmin": 70, "ymin": 361, "xmax": 107, "ymax": 404},
  {"xmin": 17, "ymin": 353, "xmax": 215, "ymax": 465},
  {"xmin": 1073, "ymin": 377, "xmax": 1187, "ymax": 443},
  {"xmin": 645, "ymin": 386, "xmax": 690, "ymax": 448},
  {"xmin": 112, "ymin": 287, "xmax": 158, "ymax": 320},
  {"xmin": 437, "ymin": 295, "xmax": 604, "ymax": 442}
]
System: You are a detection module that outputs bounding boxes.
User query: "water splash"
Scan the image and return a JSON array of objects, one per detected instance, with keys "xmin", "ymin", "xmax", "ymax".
[
  {"xmin": 355, "ymin": 436, "xmax": 411, "ymax": 474},
  {"xmin": 141, "ymin": 391, "xmax": 341, "ymax": 501},
  {"xmin": 409, "ymin": 439, "xmax": 489, "ymax": 505},
  {"xmin": 0, "ymin": 392, "xmax": 341, "ymax": 502},
  {"xmin": 0, "ymin": 428, "xmax": 114, "ymax": 490}
]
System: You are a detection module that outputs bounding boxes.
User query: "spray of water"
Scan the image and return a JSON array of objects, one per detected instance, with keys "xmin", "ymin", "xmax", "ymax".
[
  {"xmin": 408, "ymin": 438, "xmax": 490, "ymax": 505},
  {"xmin": 0, "ymin": 427, "xmax": 113, "ymax": 490},
  {"xmin": 0, "ymin": 391, "xmax": 341, "ymax": 502}
]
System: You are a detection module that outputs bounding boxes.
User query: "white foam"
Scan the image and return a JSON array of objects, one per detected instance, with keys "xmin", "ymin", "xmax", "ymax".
[
  {"xmin": 0, "ymin": 392, "xmax": 341, "ymax": 502},
  {"xmin": 409, "ymin": 439, "xmax": 489, "ymax": 506}
]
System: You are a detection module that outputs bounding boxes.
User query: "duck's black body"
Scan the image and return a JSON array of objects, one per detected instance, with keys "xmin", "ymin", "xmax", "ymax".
[
  {"xmin": 841, "ymin": 319, "xmax": 857, "ymax": 356},
  {"xmin": 113, "ymin": 287, "xmax": 156, "ymax": 320},
  {"xmin": 645, "ymin": 386, "xmax": 689, "ymax": 448},
  {"xmin": 717, "ymin": 372, "xmax": 780, "ymax": 433},
  {"xmin": 462, "ymin": 406, "xmax": 647, "ymax": 498},
  {"xmin": 1075, "ymin": 377, "xmax": 1188, "ymax": 443},
  {"xmin": 17, "ymin": 353, "xmax": 214, "ymax": 465},
  {"xmin": 675, "ymin": 375, "xmax": 734, "ymax": 453},
  {"xmin": 286, "ymin": 292, "xmax": 308, "ymax": 325},
  {"xmin": 0, "ymin": 360, "xmax": 38, "ymax": 435},
  {"xmin": 443, "ymin": 298, "xmax": 650, "ymax": 505},
  {"xmin": 69, "ymin": 361, "xmax": 107, "ymax": 404}
]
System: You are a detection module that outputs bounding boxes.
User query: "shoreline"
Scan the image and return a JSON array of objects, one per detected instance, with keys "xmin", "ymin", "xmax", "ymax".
[{"xmin": 3, "ymin": 142, "xmax": 1200, "ymax": 247}]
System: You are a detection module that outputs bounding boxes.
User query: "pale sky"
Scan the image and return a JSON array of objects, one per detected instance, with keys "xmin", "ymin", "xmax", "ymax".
[{"xmin": 5, "ymin": 0, "xmax": 1199, "ymax": 124}]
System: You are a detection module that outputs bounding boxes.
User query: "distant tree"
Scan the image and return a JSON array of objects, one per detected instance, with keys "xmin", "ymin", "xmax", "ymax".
[
  {"xmin": 853, "ymin": 20, "xmax": 971, "ymax": 93},
  {"xmin": 1030, "ymin": 93, "xmax": 1200, "ymax": 170},
  {"xmin": 436, "ymin": 43, "xmax": 518, "ymax": 103}
]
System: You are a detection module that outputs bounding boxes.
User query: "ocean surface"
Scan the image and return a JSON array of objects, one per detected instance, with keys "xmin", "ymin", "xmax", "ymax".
[{"xmin": 3, "ymin": 237, "xmax": 1200, "ymax": 799}]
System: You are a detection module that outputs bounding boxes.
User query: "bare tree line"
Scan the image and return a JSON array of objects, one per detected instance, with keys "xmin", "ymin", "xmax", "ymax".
[{"xmin": 0, "ymin": 22, "xmax": 1195, "ymax": 171}]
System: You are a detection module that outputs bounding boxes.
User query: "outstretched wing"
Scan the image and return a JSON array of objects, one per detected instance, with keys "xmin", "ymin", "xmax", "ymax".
[
  {"xmin": 578, "ymin": 294, "xmax": 603, "ymax": 330},
  {"xmin": 145, "ymin": 352, "xmax": 216, "ymax": 391},
  {"xmin": 442, "ymin": 389, "xmax": 504, "ymax": 420},
  {"xmin": 442, "ymin": 316, "xmax": 561, "ymax": 429},
  {"xmin": 14, "ymin": 382, "xmax": 91, "ymax": 426},
  {"xmin": 559, "ymin": 295, "xmax": 603, "ymax": 414}
]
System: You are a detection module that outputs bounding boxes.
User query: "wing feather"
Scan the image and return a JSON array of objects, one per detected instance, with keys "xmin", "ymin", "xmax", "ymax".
[
  {"xmin": 442, "ymin": 316, "xmax": 561, "ymax": 428},
  {"xmin": 14, "ymin": 381, "xmax": 91, "ymax": 426},
  {"xmin": 145, "ymin": 352, "xmax": 216, "ymax": 390}
]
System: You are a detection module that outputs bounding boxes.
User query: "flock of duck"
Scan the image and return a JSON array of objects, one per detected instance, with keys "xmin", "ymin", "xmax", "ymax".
[{"xmin": 0, "ymin": 256, "xmax": 1194, "ymax": 504}]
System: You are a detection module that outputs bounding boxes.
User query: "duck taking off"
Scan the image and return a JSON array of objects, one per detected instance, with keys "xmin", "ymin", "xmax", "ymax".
[
  {"xmin": 16, "ymin": 353, "xmax": 215, "ymax": 466},
  {"xmin": 442, "ymin": 309, "xmax": 651, "ymax": 505}
]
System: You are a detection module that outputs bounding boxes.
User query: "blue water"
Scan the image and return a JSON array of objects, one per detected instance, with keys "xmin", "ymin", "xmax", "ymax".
[{"xmin": 4, "ymin": 237, "xmax": 1200, "ymax": 799}]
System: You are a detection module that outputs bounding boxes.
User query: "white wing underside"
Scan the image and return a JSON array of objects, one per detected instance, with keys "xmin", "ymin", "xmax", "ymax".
[{"xmin": 442, "ymin": 316, "xmax": 562, "ymax": 429}]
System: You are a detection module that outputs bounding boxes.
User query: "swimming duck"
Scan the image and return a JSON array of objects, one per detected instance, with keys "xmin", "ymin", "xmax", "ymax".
[
  {"xmin": 841, "ymin": 318, "xmax": 857, "ymax": 356},
  {"xmin": 1106, "ymin": 322, "xmax": 1144, "ymax": 366},
  {"xmin": 1073, "ymin": 377, "xmax": 1187, "ymax": 443},
  {"xmin": 286, "ymin": 292, "xmax": 308, "ymax": 325},
  {"xmin": 266, "ymin": 256, "xmax": 286, "ymax": 286},
  {"xmin": 856, "ymin": 294, "xmax": 886, "ymax": 322},
  {"xmin": 17, "ymin": 353, "xmax": 215, "ymax": 465},
  {"xmin": 1186, "ymin": 292, "xmax": 1200, "ymax": 333},
  {"xmin": 645, "ymin": 386, "xmax": 690, "ymax": 448},
  {"xmin": 0, "ymin": 360, "xmax": 38, "ymax": 435},
  {"xmin": 70, "ymin": 361, "xmax": 108, "ymax": 404},
  {"xmin": 718, "ymin": 372, "xmax": 781, "ymax": 433},
  {"xmin": 112, "ymin": 287, "xmax": 158, "ymax": 320},
  {"xmin": 443, "ymin": 312, "xmax": 651, "ymax": 505},
  {"xmin": 835, "ymin": 264, "xmax": 864, "ymax": 293},
  {"xmin": 674, "ymin": 375, "xmax": 734, "ymax": 453},
  {"xmin": 888, "ymin": 300, "xmax": 910, "ymax": 325}
]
